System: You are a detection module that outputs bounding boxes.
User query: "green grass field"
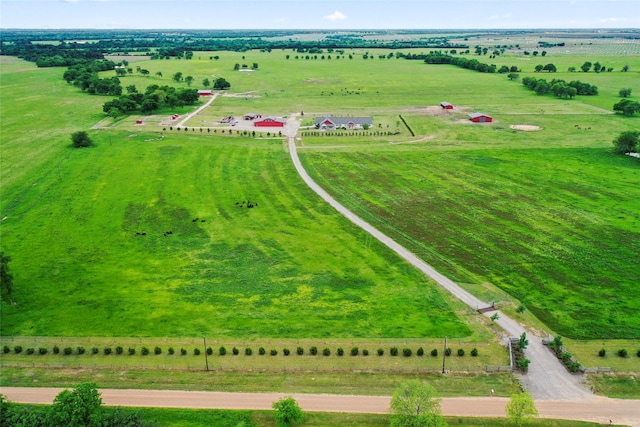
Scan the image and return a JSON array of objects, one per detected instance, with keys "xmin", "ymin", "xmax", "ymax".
[
  {"xmin": 1, "ymin": 42, "xmax": 639, "ymax": 346},
  {"xmin": 0, "ymin": 55, "xmax": 479, "ymax": 339}
]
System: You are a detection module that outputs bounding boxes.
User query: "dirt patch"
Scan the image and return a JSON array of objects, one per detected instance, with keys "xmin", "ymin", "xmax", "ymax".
[
  {"xmin": 510, "ymin": 124, "xmax": 541, "ymax": 131},
  {"xmin": 222, "ymin": 91, "xmax": 260, "ymax": 98},
  {"xmin": 390, "ymin": 135, "xmax": 436, "ymax": 144}
]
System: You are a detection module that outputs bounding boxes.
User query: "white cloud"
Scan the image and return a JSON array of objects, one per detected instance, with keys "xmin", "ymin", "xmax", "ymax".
[
  {"xmin": 600, "ymin": 17, "xmax": 625, "ymax": 22},
  {"xmin": 325, "ymin": 11, "xmax": 347, "ymax": 22}
]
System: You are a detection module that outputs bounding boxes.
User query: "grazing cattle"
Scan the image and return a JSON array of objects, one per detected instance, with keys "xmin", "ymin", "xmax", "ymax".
[
  {"xmin": 201, "ymin": 219, "xmax": 206, "ymax": 222},
  {"xmin": 192, "ymin": 218, "xmax": 198, "ymax": 222},
  {"xmin": 141, "ymin": 232, "xmax": 146, "ymax": 236}
]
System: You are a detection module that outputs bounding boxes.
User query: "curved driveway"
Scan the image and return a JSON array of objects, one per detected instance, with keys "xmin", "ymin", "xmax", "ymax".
[{"xmin": 285, "ymin": 120, "xmax": 592, "ymax": 401}]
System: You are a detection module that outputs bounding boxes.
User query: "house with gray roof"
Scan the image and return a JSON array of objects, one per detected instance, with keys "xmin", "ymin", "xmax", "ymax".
[{"xmin": 315, "ymin": 115, "xmax": 373, "ymax": 130}]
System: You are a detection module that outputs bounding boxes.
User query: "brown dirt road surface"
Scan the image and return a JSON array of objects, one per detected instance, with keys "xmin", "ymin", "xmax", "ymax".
[{"xmin": 1, "ymin": 387, "xmax": 638, "ymax": 426}]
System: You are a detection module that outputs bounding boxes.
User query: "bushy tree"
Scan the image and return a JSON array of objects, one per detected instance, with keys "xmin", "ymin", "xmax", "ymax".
[
  {"xmin": 389, "ymin": 380, "xmax": 447, "ymax": 427},
  {"xmin": 612, "ymin": 131, "xmax": 639, "ymax": 154},
  {"xmin": 506, "ymin": 392, "xmax": 538, "ymax": 427},
  {"xmin": 613, "ymin": 99, "xmax": 640, "ymax": 116},
  {"xmin": 213, "ymin": 77, "xmax": 231, "ymax": 90},
  {"xmin": 48, "ymin": 382, "xmax": 103, "ymax": 427},
  {"xmin": 71, "ymin": 131, "xmax": 93, "ymax": 148},
  {"xmin": 272, "ymin": 396, "xmax": 304, "ymax": 427},
  {"xmin": 518, "ymin": 332, "xmax": 529, "ymax": 350},
  {"xmin": 619, "ymin": 88, "xmax": 632, "ymax": 98}
]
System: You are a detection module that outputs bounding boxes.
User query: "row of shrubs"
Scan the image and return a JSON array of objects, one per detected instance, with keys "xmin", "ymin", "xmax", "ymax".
[
  {"xmin": 547, "ymin": 336, "xmax": 582, "ymax": 373},
  {"xmin": 162, "ymin": 127, "xmax": 283, "ymax": 138},
  {"xmin": 3, "ymin": 345, "xmax": 478, "ymax": 358},
  {"xmin": 598, "ymin": 348, "xmax": 640, "ymax": 358}
]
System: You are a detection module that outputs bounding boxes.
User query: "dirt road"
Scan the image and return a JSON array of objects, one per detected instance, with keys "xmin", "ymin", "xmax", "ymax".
[{"xmin": 1, "ymin": 387, "xmax": 638, "ymax": 426}]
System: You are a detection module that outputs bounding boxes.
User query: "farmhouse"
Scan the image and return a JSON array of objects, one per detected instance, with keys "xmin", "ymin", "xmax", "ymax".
[
  {"xmin": 254, "ymin": 116, "xmax": 286, "ymax": 127},
  {"xmin": 440, "ymin": 102, "xmax": 454, "ymax": 109},
  {"xmin": 198, "ymin": 89, "xmax": 213, "ymax": 96},
  {"xmin": 469, "ymin": 113, "xmax": 493, "ymax": 123},
  {"xmin": 315, "ymin": 115, "xmax": 373, "ymax": 130}
]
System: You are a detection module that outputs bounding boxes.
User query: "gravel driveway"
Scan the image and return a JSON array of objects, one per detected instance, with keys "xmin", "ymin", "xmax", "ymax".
[{"xmin": 286, "ymin": 122, "xmax": 594, "ymax": 401}]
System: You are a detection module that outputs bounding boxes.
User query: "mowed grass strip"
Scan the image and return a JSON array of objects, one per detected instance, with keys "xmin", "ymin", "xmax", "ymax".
[
  {"xmin": 0, "ymin": 366, "xmax": 521, "ymax": 397},
  {"xmin": 0, "ymin": 335, "xmax": 508, "ymax": 373},
  {"xmin": 299, "ymin": 145, "xmax": 640, "ymax": 340}
]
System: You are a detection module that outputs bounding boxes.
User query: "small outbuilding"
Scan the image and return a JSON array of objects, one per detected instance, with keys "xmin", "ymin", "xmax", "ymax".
[
  {"xmin": 254, "ymin": 116, "xmax": 286, "ymax": 127},
  {"xmin": 440, "ymin": 102, "xmax": 454, "ymax": 109},
  {"xmin": 198, "ymin": 90, "xmax": 213, "ymax": 96},
  {"xmin": 135, "ymin": 119, "xmax": 143, "ymax": 125},
  {"xmin": 244, "ymin": 113, "xmax": 262, "ymax": 120},
  {"xmin": 469, "ymin": 113, "xmax": 493, "ymax": 123}
]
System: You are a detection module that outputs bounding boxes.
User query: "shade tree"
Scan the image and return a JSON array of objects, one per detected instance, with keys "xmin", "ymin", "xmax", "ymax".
[
  {"xmin": 272, "ymin": 396, "xmax": 304, "ymax": 427},
  {"xmin": 506, "ymin": 392, "xmax": 538, "ymax": 427},
  {"xmin": 612, "ymin": 131, "xmax": 639, "ymax": 154},
  {"xmin": 613, "ymin": 99, "xmax": 640, "ymax": 116},
  {"xmin": 389, "ymin": 380, "xmax": 447, "ymax": 427}
]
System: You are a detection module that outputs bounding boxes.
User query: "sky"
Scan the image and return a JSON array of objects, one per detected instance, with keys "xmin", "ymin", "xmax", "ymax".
[{"xmin": 0, "ymin": 0, "xmax": 638, "ymax": 30}]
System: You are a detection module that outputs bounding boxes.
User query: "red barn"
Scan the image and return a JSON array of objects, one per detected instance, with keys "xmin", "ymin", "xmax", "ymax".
[
  {"xmin": 254, "ymin": 116, "xmax": 286, "ymax": 127},
  {"xmin": 198, "ymin": 90, "xmax": 213, "ymax": 96},
  {"xmin": 469, "ymin": 113, "xmax": 493, "ymax": 123},
  {"xmin": 440, "ymin": 102, "xmax": 454, "ymax": 109}
]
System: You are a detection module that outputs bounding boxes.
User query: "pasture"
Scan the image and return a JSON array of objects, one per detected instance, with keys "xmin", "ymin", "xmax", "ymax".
[
  {"xmin": 1, "ymin": 39, "xmax": 639, "ymax": 350},
  {"xmin": 0, "ymin": 55, "xmax": 476, "ymax": 339}
]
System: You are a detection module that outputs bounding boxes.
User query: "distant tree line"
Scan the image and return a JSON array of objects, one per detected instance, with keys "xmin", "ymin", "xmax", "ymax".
[
  {"xmin": 1, "ymin": 29, "xmax": 470, "ymax": 64},
  {"xmin": 421, "ymin": 53, "xmax": 499, "ymax": 73},
  {"xmin": 0, "ymin": 41, "xmax": 105, "ymax": 67}
]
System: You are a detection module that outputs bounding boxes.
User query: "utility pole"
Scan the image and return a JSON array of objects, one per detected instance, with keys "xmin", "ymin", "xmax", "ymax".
[
  {"xmin": 442, "ymin": 336, "xmax": 447, "ymax": 374},
  {"xmin": 203, "ymin": 336, "xmax": 209, "ymax": 371}
]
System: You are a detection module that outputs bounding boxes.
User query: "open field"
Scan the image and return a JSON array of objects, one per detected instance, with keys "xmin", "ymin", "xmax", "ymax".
[
  {"xmin": 1, "ymin": 30, "xmax": 640, "ymax": 387},
  {"xmin": 299, "ymin": 145, "xmax": 640, "ymax": 340},
  {"xmin": 1, "ymin": 55, "xmax": 483, "ymax": 340}
]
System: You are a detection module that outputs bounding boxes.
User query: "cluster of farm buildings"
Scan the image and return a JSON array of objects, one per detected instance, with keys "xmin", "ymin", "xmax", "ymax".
[
  {"xmin": 441, "ymin": 102, "xmax": 493, "ymax": 122},
  {"xmin": 167, "ymin": 91, "xmax": 494, "ymax": 128}
]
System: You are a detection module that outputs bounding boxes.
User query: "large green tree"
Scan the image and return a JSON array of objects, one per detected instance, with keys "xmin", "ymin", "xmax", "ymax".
[
  {"xmin": 213, "ymin": 77, "xmax": 231, "ymax": 90},
  {"xmin": 47, "ymin": 383, "xmax": 103, "ymax": 427},
  {"xmin": 613, "ymin": 99, "xmax": 640, "ymax": 116},
  {"xmin": 506, "ymin": 392, "xmax": 538, "ymax": 427},
  {"xmin": 612, "ymin": 131, "xmax": 639, "ymax": 154},
  {"xmin": 389, "ymin": 380, "xmax": 447, "ymax": 427},
  {"xmin": 272, "ymin": 396, "xmax": 304, "ymax": 427}
]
